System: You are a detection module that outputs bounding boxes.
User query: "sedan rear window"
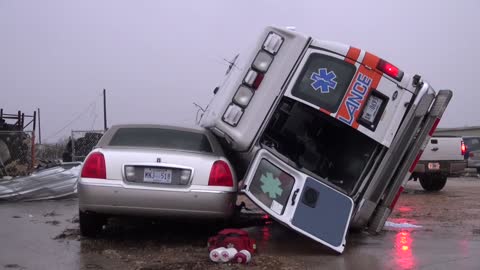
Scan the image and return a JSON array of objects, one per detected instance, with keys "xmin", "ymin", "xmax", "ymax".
[{"xmin": 108, "ymin": 128, "xmax": 213, "ymax": 152}]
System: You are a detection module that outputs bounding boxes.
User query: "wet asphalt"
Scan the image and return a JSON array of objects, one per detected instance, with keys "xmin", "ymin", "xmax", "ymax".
[{"xmin": 1, "ymin": 178, "xmax": 480, "ymax": 270}]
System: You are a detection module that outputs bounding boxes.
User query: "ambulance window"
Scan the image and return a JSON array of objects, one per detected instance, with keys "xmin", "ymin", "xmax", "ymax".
[
  {"xmin": 262, "ymin": 97, "xmax": 379, "ymax": 194},
  {"xmin": 248, "ymin": 159, "xmax": 296, "ymax": 215},
  {"xmin": 291, "ymin": 53, "xmax": 356, "ymax": 112}
]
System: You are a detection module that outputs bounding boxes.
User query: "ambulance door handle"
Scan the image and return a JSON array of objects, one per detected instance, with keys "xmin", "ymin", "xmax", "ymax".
[
  {"xmin": 291, "ymin": 189, "xmax": 300, "ymax": 206},
  {"xmin": 431, "ymin": 147, "xmax": 439, "ymax": 151}
]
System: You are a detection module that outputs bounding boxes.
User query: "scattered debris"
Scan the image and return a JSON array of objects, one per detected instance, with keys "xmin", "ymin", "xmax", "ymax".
[
  {"xmin": 68, "ymin": 214, "xmax": 79, "ymax": 224},
  {"xmin": 43, "ymin": 210, "xmax": 61, "ymax": 217},
  {"xmin": 84, "ymin": 263, "xmax": 104, "ymax": 270},
  {"xmin": 102, "ymin": 249, "xmax": 122, "ymax": 259},
  {"xmin": 46, "ymin": 220, "xmax": 61, "ymax": 226},
  {"xmin": 3, "ymin": 264, "xmax": 26, "ymax": 270},
  {"xmin": 54, "ymin": 228, "xmax": 80, "ymax": 240}
]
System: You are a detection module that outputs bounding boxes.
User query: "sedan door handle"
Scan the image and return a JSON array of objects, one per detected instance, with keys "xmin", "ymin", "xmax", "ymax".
[
  {"xmin": 431, "ymin": 147, "xmax": 439, "ymax": 151},
  {"xmin": 291, "ymin": 188, "xmax": 300, "ymax": 206}
]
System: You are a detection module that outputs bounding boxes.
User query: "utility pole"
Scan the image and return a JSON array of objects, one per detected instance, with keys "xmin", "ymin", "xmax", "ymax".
[
  {"xmin": 103, "ymin": 89, "xmax": 108, "ymax": 131},
  {"xmin": 37, "ymin": 108, "xmax": 42, "ymax": 144}
]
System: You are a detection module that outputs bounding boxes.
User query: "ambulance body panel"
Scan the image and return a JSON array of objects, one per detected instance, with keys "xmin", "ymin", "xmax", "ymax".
[{"xmin": 200, "ymin": 26, "xmax": 452, "ymax": 253}]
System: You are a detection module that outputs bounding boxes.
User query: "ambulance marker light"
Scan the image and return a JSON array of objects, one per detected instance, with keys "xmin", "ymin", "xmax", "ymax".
[
  {"xmin": 461, "ymin": 141, "xmax": 466, "ymax": 156},
  {"xmin": 252, "ymin": 51, "xmax": 273, "ymax": 72},
  {"xmin": 263, "ymin": 32, "xmax": 283, "ymax": 55},
  {"xmin": 222, "ymin": 103, "xmax": 244, "ymax": 126},
  {"xmin": 233, "ymin": 86, "xmax": 254, "ymax": 108},
  {"xmin": 252, "ymin": 73, "xmax": 264, "ymax": 90},
  {"xmin": 244, "ymin": 70, "xmax": 257, "ymax": 87},
  {"xmin": 377, "ymin": 59, "xmax": 404, "ymax": 81}
]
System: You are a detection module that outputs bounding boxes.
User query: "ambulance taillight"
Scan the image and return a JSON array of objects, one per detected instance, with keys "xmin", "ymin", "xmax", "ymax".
[{"xmin": 377, "ymin": 59, "xmax": 404, "ymax": 81}]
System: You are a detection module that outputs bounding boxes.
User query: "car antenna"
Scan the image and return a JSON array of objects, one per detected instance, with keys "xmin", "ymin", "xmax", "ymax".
[
  {"xmin": 193, "ymin": 102, "xmax": 206, "ymax": 125},
  {"xmin": 224, "ymin": 53, "xmax": 240, "ymax": 75}
]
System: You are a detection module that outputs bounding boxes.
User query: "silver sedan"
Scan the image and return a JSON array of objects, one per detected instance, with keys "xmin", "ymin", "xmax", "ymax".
[{"xmin": 78, "ymin": 124, "xmax": 237, "ymax": 236}]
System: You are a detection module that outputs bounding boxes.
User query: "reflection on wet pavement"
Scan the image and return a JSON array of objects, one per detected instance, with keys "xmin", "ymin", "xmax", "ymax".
[{"xmin": 394, "ymin": 230, "xmax": 416, "ymax": 269}]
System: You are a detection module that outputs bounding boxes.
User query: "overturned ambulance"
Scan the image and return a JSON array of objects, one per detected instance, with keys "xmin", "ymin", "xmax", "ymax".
[{"xmin": 200, "ymin": 26, "xmax": 452, "ymax": 253}]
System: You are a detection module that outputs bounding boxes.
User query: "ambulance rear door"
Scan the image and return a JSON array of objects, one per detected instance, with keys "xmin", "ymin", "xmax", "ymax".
[{"xmin": 243, "ymin": 149, "xmax": 353, "ymax": 253}]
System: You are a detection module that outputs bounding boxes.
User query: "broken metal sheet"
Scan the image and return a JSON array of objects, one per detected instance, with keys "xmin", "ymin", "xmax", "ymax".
[{"xmin": 0, "ymin": 164, "xmax": 81, "ymax": 201}]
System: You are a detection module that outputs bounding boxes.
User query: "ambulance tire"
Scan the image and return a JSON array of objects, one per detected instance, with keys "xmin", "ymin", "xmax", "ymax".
[
  {"xmin": 419, "ymin": 175, "xmax": 447, "ymax": 192},
  {"xmin": 79, "ymin": 210, "xmax": 106, "ymax": 237}
]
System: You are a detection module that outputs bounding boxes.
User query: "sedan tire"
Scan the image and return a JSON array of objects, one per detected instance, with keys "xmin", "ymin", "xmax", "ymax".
[
  {"xmin": 79, "ymin": 210, "xmax": 106, "ymax": 237},
  {"xmin": 419, "ymin": 175, "xmax": 447, "ymax": 192}
]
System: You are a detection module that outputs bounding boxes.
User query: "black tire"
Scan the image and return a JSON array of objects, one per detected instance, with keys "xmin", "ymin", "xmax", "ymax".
[
  {"xmin": 79, "ymin": 210, "xmax": 106, "ymax": 237},
  {"xmin": 419, "ymin": 175, "xmax": 447, "ymax": 192}
]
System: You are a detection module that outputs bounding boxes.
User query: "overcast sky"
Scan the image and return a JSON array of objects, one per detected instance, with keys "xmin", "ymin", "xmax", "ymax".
[{"xmin": 1, "ymin": 0, "xmax": 479, "ymax": 143}]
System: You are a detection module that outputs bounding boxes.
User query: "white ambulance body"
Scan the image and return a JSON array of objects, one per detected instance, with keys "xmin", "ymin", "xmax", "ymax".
[{"xmin": 200, "ymin": 26, "xmax": 452, "ymax": 253}]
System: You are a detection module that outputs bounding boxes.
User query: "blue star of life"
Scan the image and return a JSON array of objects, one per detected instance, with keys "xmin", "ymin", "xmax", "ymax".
[{"xmin": 310, "ymin": 68, "xmax": 338, "ymax": 93}]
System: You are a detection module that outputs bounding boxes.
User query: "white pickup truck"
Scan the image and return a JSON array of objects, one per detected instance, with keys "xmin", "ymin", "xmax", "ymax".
[{"xmin": 412, "ymin": 136, "xmax": 466, "ymax": 191}]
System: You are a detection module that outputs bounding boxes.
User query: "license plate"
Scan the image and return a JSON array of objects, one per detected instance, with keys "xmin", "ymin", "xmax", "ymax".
[
  {"xmin": 143, "ymin": 168, "xmax": 172, "ymax": 184},
  {"xmin": 428, "ymin": 162, "xmax": 440, "ymax": 170},
  {"xmin": 361, "ymin": 95, "xmax": 383, "ymax": 123}
]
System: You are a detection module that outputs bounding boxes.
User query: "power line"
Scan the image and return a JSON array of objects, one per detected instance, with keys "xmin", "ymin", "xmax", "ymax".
[{"xmin": 44, "ymin": 92, "xmax": 102, "ymax": 142}]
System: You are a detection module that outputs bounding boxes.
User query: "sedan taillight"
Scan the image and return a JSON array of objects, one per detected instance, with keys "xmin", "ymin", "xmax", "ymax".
[
  {"xmin": 81, "ymin": 152, "xmax": 106, "ymax": 179},
  {"xmin": 208, "ymin": 160, "xmax": 233, "ymax": 187}
]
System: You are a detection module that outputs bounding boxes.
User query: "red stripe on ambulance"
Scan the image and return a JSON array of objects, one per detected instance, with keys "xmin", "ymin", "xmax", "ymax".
[
  {"xmin": 336, "ymin": 52, "xmax": 382, "ymax": 129},
  {"xmin": 344, "ymin": 47, "xmax": 361, "ymax": 64},
  {"xmin": 319, "ymin": 108, "xmax": 332, "ymax": 115}
]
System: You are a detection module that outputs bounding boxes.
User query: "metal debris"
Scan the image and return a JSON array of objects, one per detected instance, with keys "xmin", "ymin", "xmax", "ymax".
[{"xmin": 0, "ymin": 164, "xmax": 81, "ymax": 201}]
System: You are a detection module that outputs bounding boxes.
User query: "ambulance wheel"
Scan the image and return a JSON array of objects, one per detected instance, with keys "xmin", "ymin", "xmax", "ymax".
[
  {"xmin": 419, "ymin": 175, "xmax": 447, "ymax": 192},
  {"xmin": 79, "ymin": 210, "xmax": 106, "ymax": 237}
]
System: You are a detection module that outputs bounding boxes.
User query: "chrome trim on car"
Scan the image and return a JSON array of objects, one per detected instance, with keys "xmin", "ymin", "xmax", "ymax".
[
  {"xmin": 79, "ymin": 179, "xmax": 235, "ymax": 193},
  {"xmin": 121, "ymin": 162, "xmax": 195, "ymax": 185},
  {"xmin": 190, "ymin": 189, "xmax": 236, "ymax": 194}
]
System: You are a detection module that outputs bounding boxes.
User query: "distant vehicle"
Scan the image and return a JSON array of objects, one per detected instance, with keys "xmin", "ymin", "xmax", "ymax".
[
  {"xmin": 200, "ymin": 26, "xmax": 452, "ymax": 253},
  {"xmin": 463, "ymin": 136, "xmax": 480, "ymax": 174},
  {"xmin": 78, "ymin": 124, "xmax": 237, "ymax": 236},
  {"xmin": 412, "ymin": 136, "xmax": 466, "ymax": 191}
]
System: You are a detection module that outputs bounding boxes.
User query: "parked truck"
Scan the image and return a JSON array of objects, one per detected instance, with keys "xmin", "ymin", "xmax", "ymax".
[
  {"xmin": 412, "ymin": 136, "xmax": 466, "ymax": 191},
  {"xmin": 463, "ymin": 136, "xmax": 480, "ymax": 174},
  {"xmin": 200, "ymin": 26, "xmax": 452, "ymax": 253}
]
